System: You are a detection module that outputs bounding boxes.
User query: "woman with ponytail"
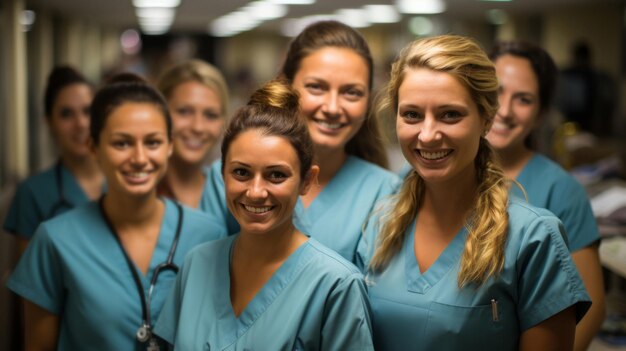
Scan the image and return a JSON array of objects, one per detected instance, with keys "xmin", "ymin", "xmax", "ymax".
[
  {"xmin": 358, "ymin": 35, "xmax": 590, "ymax": 350},
  {"xmin": 154, "ymin": 79, "xmax": 374, "ymax": 350}
]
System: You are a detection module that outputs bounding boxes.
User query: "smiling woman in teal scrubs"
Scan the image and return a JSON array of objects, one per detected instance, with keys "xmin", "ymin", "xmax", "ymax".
[
  {"xmin": 4, "ymin": 66, "xmax": 104, "ymax": 254},
  {"xmin": 7, "ymin": 74, "xmax": 226, "ymax": 350},
  {"xmin": 486, "ymin": 41, "xmax": 605, "ymax": 350},
  {"xmin": 359, "ymin": 35, "xmax": 590, "ymax": 350},
  {"xmin": 154, "ymin": 79, "xmax": 374, "ymax": 350},
  {"xmin": 203, "ymin": 21, "xmax": 400, "ymax": 263}
]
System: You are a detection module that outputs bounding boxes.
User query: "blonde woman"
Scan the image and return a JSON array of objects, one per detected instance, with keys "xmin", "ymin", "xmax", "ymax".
[
  {"xmin": 157, "ymin": 60, "xmax": 239, "ymax": 230},
  {"xmin": 358, "ymin": 35, "xmax": 590, "ymax": 350}
]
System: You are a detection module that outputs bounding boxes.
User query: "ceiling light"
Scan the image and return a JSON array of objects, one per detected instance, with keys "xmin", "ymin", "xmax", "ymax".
[
  {"xmin": 281, "ymin": 14, "xmax": 335, "ymax": 36},
  {"xmin": 335, "ymin": 8, "xmax": 370, "ymax": 28},
  {"xmin": 364, "ymin": 5, "xmax": 401, "ymax": 23},
  {"xmin": 245, "ymin": 1, "xmax": 288, "ymax": 20},
  {"xmin": 133, "ymin": 0, "xmax": 180, "ymax": 8},
  {"xmin": 396, "ymin": 0, "xmax": 446, "ymax": 14},
  {"xmin": 268, "ymin": 0, "xmax": 315, "ymax": 4},
  {"xmin": 136, "ymin": 7, "xmax": 175, "ymax": 19},
  {"xmin": 409, "ymin": 16, "xmax": 433, "ymax": 35}
]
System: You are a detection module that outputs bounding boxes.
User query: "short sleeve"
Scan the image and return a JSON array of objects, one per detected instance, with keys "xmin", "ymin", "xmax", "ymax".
[
  {"xmin": 550, "ymin": 180, "xmax": 600, "ymax": 252},
  {"xmin": 3, "ymin": 182, "xmax": 43, "ymax": 238},
  {"xmin": 355, "ymin": 214, "xmax": 382, "ymax": 273},
  {"xmin": 6, "ymin": 224, "xmax": 65, "ymax": 313},
  {"xmin": 516, "ymin": 215, "xmax": 592, "ymax": 331},
  {"xmin": 321, "ymin": 273, "xmax": 374, "ymax": 350},
  {"xmin": 200, "ymin": 162, "xmax": 240, "ymax": 235}
]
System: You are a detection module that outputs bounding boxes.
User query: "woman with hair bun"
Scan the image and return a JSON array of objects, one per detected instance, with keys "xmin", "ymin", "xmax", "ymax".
[
  {"xmin": 154, "ymin": 79, "xmax": 374, "ymax": 350},
  {"xmin": 4, "ymin": 66, "xmax": 104, "ymax": 254},
  {"xmin": 7, "ymin": 73, "xmax": 226, "ymax": 350},
  {"xmin": 358, "ymin": 35, "xmax": 590, "ymax": 350}
]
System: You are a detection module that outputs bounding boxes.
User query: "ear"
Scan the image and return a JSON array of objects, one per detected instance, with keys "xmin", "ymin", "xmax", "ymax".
[
  {"xmin": 299, "ymin": 165, "xmax": 319, "ymax": 196},
  {"xmin": 167, "ymin": 142, "xmax": 174, "ymax": 157}
]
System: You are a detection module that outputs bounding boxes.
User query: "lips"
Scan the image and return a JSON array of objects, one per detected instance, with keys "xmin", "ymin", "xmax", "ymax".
[
  {"xmin": 418, "ymin": 149, "xmax": 453, "ymax": 160},
  {"xmin": 490, "ymin": 120, "xmax": 513, "ymax": 133},
  {"xmin": 242, "ymin": 204, "xmax": 274, "ymax": 214},
  {"xmin": 122, "ymin": 170, "xmax": 153, "ymax": 184},
  {"xmin": 180, "ymin": 136, "xmax": 208, "ymax": 150},
  {"xmin": 312, "ymin": 118, "xmax": 346, "ymax": 132}
]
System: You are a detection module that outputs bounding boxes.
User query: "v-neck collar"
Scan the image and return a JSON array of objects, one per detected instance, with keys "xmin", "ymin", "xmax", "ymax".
[
  {"xmin": 216, "ymin": 236, "xmax": 312, "ymax": 345},
  {"xmin": 59, "ymin": 162, "xmax": 90, "ymax": 204},
  {"xmin": 404, "ymin": 218, "xmax": 467, "ymax": 294}
]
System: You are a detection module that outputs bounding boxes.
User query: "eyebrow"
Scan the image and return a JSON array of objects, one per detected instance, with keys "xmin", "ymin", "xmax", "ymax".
[
  {"xmin": 229, "ymin": 160, "xmax": 292, "ymax": 169},
  {"xmin": 110, "ymin": 131, "xmax": 166, "ymax": 138}
]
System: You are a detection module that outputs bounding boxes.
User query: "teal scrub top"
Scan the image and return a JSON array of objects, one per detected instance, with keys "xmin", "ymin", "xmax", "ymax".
[
  {"xmin": 154, "ymin": 235, "xmax": 375, "ymax": 350},
  {"xmin": 7, "ymin": 198, "xmax": 227, "ymax": 351},
  {"xmin": 4, "ymin": 162, "xmax": 91, "ymax": 239},
  {"xmin": 293, "ymin": 156, "xmax": 400, "ymax": 263},
  {"xmin": 513, "ymin": 154, "xmax": 600, "ymax": 252},
  {"xmin": 199, "ymin": 161, "xmax": 240, "ymax": 235},
  {"xmin": 200, "ymin": 156, "xmax": 400, "ymax": 264},
  {"xmin": 359, "ymin": 199, "xmax": 591, "ymax": 350}
]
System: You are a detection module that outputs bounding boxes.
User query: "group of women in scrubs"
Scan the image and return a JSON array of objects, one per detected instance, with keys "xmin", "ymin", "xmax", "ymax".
[
  {"xmin": 7, "ymin": 74, "xmax": 226, "ymax": 350},
  {"xmin": 154, "ymin": 79, "xmax": 374, "ymax": 349},
  {"xmin": 4, "ymin": 66, "xmax": 104, "ymax": 255},
  {"xmin": 5, "ymin": 18, "xmax": 602, "ymax": 351}
]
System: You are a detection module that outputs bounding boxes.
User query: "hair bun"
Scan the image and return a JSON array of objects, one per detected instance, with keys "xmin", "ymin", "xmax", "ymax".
[{"xmin": 247, "ymin": 79, "xmax": 299, "ymax": 113}]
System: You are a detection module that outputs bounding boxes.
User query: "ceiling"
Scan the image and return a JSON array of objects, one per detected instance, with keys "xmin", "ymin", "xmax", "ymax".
[{"xmin": 25, "ymin": 0, "xmax": 623, "ymax": 35}]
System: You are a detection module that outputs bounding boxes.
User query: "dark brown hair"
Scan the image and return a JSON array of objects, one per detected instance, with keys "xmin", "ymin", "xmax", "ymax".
[
  {"xmin": 280, "ymin": 20, "xmax": 388, "ymax": 168},
  {"xmin": 221, "ymin": 79, "xmax": 313, "ymax": 178},
  {"xmin": 44, "ymin": 65, "xmax": 91, "ymax": 117}
]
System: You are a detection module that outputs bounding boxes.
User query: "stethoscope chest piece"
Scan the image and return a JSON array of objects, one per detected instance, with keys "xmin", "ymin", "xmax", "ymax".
[{"xmin": 137, "ymin": 324, "xmax": 151, "ymax": 342}]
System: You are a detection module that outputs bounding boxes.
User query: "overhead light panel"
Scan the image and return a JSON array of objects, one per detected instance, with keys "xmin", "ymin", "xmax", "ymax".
[
  {"xmin": 364, "ymin": 5, "xmax": 400, "ymax": 23},
  {"xmin": 245, "ymin": 1, "xmax": 288, "ymax": 20},
  {"xmin": 396, "ymin": 0, "xmax": 446, "ymax": 14},
  {"xmin": 335, "ymin": 8, "xmax": 370, "ymax": 28},
  {"xmin": 133, "ymin": 0, "xmax": 180, "ymax": 8},
  {"xmin": 269, "ymin": 0, "xmax": 315, "ymax": 4}
]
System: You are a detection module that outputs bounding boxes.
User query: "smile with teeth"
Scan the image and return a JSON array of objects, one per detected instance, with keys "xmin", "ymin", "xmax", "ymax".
[
  {"xmin": 419, "ymin": 150, "xmax": 452, "ymax": 160},
  {"xmin": 181, "ymin": 137, "xmax": 207, "ymax": 148},
  {"xmin": 491, "ymin": 120, "xmax": 513, "ymax": 132},
  {"xmin": 242, "ymin": 204, "xmax": 274, "ymax": 214},
  {"xmin": 125, "ymin": 171, "xmax": 151, "ymax": 178},
  {"xmin": 314, "ymin": 119, "xmax": 344, "ymax": 130}
]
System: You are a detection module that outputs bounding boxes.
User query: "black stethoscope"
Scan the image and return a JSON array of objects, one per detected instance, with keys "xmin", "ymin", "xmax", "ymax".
[
  {"xmin": 98, "ymin": 196, "xmax": 183, "ymax": 348},
  {"xmin": 46, "ymin": 160, "xmax": 75, "ymax": 219}
]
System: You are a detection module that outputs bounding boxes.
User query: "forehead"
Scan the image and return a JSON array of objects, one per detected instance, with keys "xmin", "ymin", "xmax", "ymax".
[
  {"xmin": 495, "ymin": 54, "xmax": 539, "ymax": 91},
  {"xmin": 398, "ymin": 68, "xmax": 473, "ymax": 105},
  {"xmin": 297, "ymin": 47, "xmax": 369, "ymax": 84},
  {"xmin": 104, "ymin": 102, "xmax": 167, "ymax": 133},
  {"xmin": 54, "ymin": 83, "xmax": 92, "ymax": 106},
  {"xmin": 228, "ymin": 129, "xmax": 299, "ymax": 166}
]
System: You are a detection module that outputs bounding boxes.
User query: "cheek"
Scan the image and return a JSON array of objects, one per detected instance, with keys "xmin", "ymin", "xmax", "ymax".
[
  {"xmin": 206, "ymin": 119, "xmax": 225, "ymax": 136},
  {"xmin": 298, "ymin": 94, "xmax": 321, "ymax": 117},
  {"xmin": 170, "ymin": 114, "xmax": 188, "ymax": 132},
  {"xmin": 346, "ymin": 101, "xmax": 368, "ymax": 121}
]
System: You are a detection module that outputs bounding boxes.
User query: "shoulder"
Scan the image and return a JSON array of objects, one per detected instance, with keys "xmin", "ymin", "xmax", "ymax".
[
  {"xmin": 38, "ymin": 202, "xmax": 101, "ymax": 240},
  {"xmin": 506, "ymin": 199, "xmax": 566, "ymax": 248},
  {"xmin": 185, "ymin": 235, "xmax": 234, "ymax": 263},
  {"xmin": 526, "ymin": 155, "xmax": 583, "ymax": 190},
  {"xmin": 168, "ymin": 199, "xmax": 228, "ymax": 239},
  {"xmin": 15, "ymin": 166, "xmax": 57, "ymax": 194},
  {"xmin": 345, "ymin": 156, "xmax": 401, "ymax": 190},
  {"xmin": 306, "ymin": 239, "xmax": 363, "ymax": 279}
]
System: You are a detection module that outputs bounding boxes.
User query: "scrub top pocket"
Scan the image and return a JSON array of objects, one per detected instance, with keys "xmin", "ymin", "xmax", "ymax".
[{"xmin": 425, "ymin": 301, "xmax": 508, "ymax": 350}]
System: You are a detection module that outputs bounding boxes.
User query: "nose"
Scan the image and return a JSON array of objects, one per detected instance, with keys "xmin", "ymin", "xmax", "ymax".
[
  {"xmin": 417, "ymin": 117, "xmax": 441, "ymax": 144},
  {"xmin": 321, "ymin": 92, "xmax": 340, "ymax": 118},
  {"xmin": 131, "ymin": 144, "xmax": 148, "ymax": 165},
  {"xmin": 191, "ymin": 112, "xmax": 203, "ymax": 133},
  {"xmin": 496, "ymin": 93, "xmax": 512, "ymax": 119},
  {"xmin": 247, "ymin": 175, "xmax": 268, "ymax": 200}
]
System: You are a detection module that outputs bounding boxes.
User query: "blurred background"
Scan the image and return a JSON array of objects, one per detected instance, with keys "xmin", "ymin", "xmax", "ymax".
[{"xmin": 1, "ymin": 0, "xmax": 626, "ymax": 349}]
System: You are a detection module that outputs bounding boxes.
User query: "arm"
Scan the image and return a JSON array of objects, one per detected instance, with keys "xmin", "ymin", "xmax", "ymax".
[
  {"xmin": 519, "ymin": 306, "xmax": 576, "ymax": 351},
  {"xmin": 23, "ymin": 299, "xmax": 59, "ymax": 351},
  {"xmin": 572, "ymin": 245, "xmax": 605, "ymax": 351}
]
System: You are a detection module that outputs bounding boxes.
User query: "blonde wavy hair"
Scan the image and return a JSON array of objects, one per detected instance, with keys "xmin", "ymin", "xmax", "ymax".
[
  {"xmin": 157, "ymin": 59, "xmax": 230, "ymax": 117},
  {"xmin": 370, "ymin": 35, "xmax": 509, "ymax": 287}
]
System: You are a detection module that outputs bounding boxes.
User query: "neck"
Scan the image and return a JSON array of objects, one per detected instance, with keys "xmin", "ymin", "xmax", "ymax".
[
  {"xmin": 235, "ymin": 223, "xmax": 305, "ymax": 265},
  {"xmin": 422, "ymin": 168, "xmax": 478, "ymax": 226},
  {"xmin": 103, "ymin": 189, "xmax": 161, "ymax": 228},
  {"xmin": 60, "ymin": 153, "xmax": 101, "ymax": 179},
  {"xmin": 166, "ymin": 156, "xmax": 206, "ymax": 187},
  {"xmin": 495, "ymin": 145, "xmax": 534, "ymax": 179},
  {"xmin": 313, "ymin": 147, "xmax": 347, "ymax": 185}
]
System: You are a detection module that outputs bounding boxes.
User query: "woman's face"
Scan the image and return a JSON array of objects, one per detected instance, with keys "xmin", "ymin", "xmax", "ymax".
[
  {"xmin": 48, "ymin": 83, "xmax": 93, "ymax": 159},
  {"xmin": 168, "ymin": 81, "xmax": 224, "ymax": 166},
  {"xmin": 224, "ymin": 129, "xmax": 314, "ymax": 236},
  {"xmin": 486, "ymin": 54, "xmax": 541, "ymax": 154},
  {"xmin": 292, "ymin": 47, "xmax": 369, "ymax": 155},
  {"xmin": 396, "ymin": 68, "xmax": 487, "ymax": 186},
  {"xmin": 94, "ymin": 102, "xmax": 172, "ymax": 198}
]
